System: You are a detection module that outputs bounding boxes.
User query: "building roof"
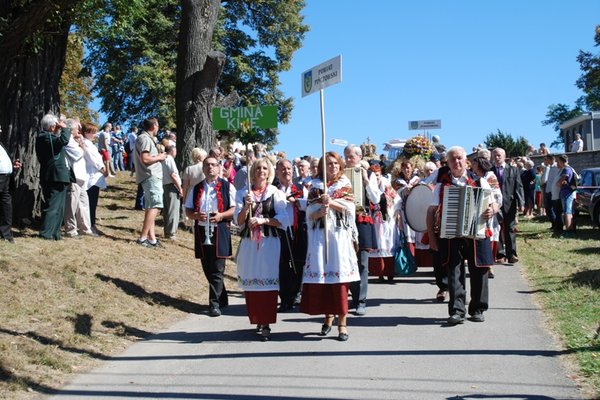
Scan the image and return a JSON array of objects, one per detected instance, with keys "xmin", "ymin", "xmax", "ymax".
[{"xmin": 559, "ymin": 111, "xmax": 600, "ymax": 130}]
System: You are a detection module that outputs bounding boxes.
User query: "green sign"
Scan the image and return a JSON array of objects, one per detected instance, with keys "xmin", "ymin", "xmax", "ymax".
[{"xmin": 212, "ymin": 105, "xmax": 278, "ymax": 130}]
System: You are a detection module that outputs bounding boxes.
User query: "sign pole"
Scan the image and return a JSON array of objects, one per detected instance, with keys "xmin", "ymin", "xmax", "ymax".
[{"xmin": 320, "ymin": 89, "xmax": 329, "ymax": 264}]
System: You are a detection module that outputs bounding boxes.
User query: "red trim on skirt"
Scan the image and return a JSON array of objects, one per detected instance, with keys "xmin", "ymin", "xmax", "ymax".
[
  {"xmin": 368, "ymin": 257, "xmax": 395, "ymax": 277},
  {"xmin": 300, "ymin": 283, "xmax": 350, "ymax": 315},
  {"xmin": 244, "ymin": 291, "xmax": 278, "ymax": 325}
]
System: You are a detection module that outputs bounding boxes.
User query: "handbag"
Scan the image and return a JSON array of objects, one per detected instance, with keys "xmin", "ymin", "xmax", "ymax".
[{"xmin": 394, "ymin": 230, "xmax": 417, "ymax": 276}]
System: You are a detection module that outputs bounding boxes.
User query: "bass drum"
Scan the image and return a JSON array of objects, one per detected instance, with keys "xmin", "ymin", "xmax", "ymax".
[{"xmin": 403, "ymin": 184, "xmax": 434, "ymax": 232}]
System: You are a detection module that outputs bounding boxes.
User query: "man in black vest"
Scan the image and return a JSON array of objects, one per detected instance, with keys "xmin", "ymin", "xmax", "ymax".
[
  {"xmin": 185, "ymin": 157, "xmax": 236, "ymax": 317},
  {"xmin": 275, "ymin": 159, "xmax": 308, "ymax": 312},
  {"xmin": 491, "ymin": 148, "xmax": 524, "ymax": 264},
  {"xmin": 427, "ymin": 146, "xmax": 497, "ymax": 325},
  {"xmin": 35, "ymin": 114, "xmax": 73, "ymax": 240},
  {"xmin": 344, "ymin": 144, "xmax": 381, "ymax": 315}
]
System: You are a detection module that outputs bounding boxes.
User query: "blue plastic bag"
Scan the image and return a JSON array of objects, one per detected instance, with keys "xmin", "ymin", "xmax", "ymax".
[{"xmin": 394, "ymin": 230, "xmax": 417, "ymax": 276}]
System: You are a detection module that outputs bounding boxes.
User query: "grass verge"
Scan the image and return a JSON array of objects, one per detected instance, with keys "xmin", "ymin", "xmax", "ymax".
[
  {"xmin": 0, "ymin": 173, "xmax": 237, "ymax": 399},
  {"xmin": 518, "ymin": 217, "xmax": 600, "ymax": 397}
]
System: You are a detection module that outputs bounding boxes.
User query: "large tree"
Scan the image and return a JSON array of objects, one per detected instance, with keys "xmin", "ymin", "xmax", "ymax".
[{"xmin": 0, "ymin": 0, "xmax": 81, "ymax": 221}]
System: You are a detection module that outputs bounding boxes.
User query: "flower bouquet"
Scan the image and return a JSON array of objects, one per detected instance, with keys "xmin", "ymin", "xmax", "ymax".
[{"xmin": 402, "ymin": 135, "xmax": 435, "ymax": 159}]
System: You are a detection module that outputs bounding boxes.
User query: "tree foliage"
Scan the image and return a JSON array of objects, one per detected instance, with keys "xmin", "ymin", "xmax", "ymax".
[
  {"xmin": 484, "ymin": 129, "xmax": 530, "ymax": 157},
  {"xmin": 79, "ymin": 0, "xmax": 179, "ymax": 128},
  {"xmin": 59, "ymin": 33, "xmax": 99, "ymax": 123},
  {"xmin": 82, "ymin": 0, "xmax": 308, "ymax": 144},
  {"xmin": 576, "ymin": 25, "xmax": 600, "ymax": 111},
  {"xmin": 541, "ymin": 103, "xmax": 583, "ymax": 148}
]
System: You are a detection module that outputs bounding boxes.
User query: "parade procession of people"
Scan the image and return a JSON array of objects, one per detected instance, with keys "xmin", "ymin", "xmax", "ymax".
[
  {"xmin": 177, "ymin": 133, "xmax": 515, "ymax": 341},
  {"xmin": 5, "ymin": 114, "xmax": 531, "ymax": 342}
]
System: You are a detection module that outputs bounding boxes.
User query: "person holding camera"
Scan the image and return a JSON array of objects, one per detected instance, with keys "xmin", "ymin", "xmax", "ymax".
[{"xmin": 36, "ymin": 114, "xmax": 73, "ymax": 240}]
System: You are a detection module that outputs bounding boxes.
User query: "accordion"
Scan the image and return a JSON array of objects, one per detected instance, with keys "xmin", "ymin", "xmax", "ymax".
[{"xmin": 440, "ymin": 186, "xmax": 492, "ymax": 239}]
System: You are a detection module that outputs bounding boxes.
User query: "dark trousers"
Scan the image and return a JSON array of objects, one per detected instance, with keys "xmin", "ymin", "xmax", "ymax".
[
  {"xmin": 40, "ymin": 182, "xmax": 69, "ymax": 240},
  {"xmin": 0, "ymin": 174, "xmax": 13, "ymax": 240},
  {"xmin": 543, "ymin": 192, "xmax": 556, "ymax": 225},
  {"xmin": 430, "ymin": 249, "xmax": 448, "ymax": 291},
  {"xmin": 350, "ymin": 249, "xmax": 369, "ymax": 307},
  {"xmin": 446, "ymin": 238, "xmax": 489, "ymax": 317},
  {"xmin": 87, "ymin": 185, "xmax": 100, "ymax": 227},
  {"xmin": 497, "ymin": 204, "xmax": 518, "ymax": 259},
  {"xmin": 551, "ymin": 199, "xmax": 563, "ymax": 233},
  {"xmin": 278, "ymin": 231, "xmax": 302, "ymax": 308},
  {"xmin": 200, "ymin": 246, "xmax": 228, "ymax": 310}
]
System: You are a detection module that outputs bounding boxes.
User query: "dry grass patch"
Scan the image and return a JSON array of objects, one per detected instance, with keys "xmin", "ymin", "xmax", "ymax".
[{"xmin": 0, "ymin": 173, "xmax": 238, "ymax": 399}]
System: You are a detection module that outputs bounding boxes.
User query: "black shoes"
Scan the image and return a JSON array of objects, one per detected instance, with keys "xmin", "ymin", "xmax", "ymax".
[
  {"xmin": 337, "ymin": 325, "xmax": 348, "ymax": 341},
  {"xmin": 320, "ymin": 324, "xmax": 332, "ymax": 336},
  {"xmin": 470, "ymin": 312, "xmax": 485, "ymax": 322},
  {"xmin": 209, "ymin": 307, "xmax": 221, "ymax": 317},
  {"xmin": 447, "ymin": 314, "xmax": 465, "ymax": 326}
]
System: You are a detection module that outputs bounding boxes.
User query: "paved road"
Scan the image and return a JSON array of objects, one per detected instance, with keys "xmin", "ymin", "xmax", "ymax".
[{"xmin": 50, "ymin": 262, "xmax": 583, "ymax": 400}]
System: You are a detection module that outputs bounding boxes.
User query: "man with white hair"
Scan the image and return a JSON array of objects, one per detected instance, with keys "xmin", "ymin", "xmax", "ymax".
[
  {"xmin": 36, "ymin": 114, "xmax": 73, "ymax": 240},
  {"xmin": 427, "ymin": 146, "xmax": 497, "ymax": 325},
  {"xmin": 63, "ymin": 118, "xmax": 94, "ymax": 238},
  {"xmin": 344, "ymin": 144, "xmax": 381, "ymax": 315},
  {"xmin": 491, "ymin": 147, "xmax": 524, "ymax": 264}
]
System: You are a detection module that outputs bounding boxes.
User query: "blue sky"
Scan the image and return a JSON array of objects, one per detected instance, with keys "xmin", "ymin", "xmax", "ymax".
[{"xmin": 272, "ymin": 0, "xmax": 600, "ymax": 159}]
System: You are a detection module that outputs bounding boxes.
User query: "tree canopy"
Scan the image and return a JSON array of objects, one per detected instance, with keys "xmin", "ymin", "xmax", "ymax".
[
  {"xmin": 576, "ymin": 25, "xmax": 600, "ymax": 112},
  {"xmin": 541, "ymin": 103, "xmax": 583, "ymax": 148},
  {"xmin": 59, "ymin": 34, "xmax": 99, "ymax": 124},
  {"xmin": 543, "ymin": 25, "xmax": 599, "ymax": 148},
  {"xmin": 81, "ymin": 0, "xmax": 308, "ymax": 144},
  {"xmin": 483, "ymin": 129, "xmax": 530, "ymax": 157}
]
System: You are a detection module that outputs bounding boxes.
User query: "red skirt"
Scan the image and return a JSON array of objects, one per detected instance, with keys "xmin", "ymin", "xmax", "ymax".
[
  {"xmin": 368, "ymin": 257, "xmax": 395, "ymax": 277},
  {"xmin": 300, "ymin": 283, "xmax": 350, "ymax": 315},
  {"xmin": 244, "ymin": 291, "xmax": 278, "ymax": 325}
]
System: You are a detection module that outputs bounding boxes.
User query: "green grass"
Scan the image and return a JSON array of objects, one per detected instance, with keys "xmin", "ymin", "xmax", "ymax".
[{"xmin": 518, "ymin": 217, "xmax": 600, "ymax": 396}]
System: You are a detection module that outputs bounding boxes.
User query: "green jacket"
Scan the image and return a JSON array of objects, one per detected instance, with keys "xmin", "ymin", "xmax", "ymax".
[{"xmin": 36, "ymin": 128, "xmax": 73, "ymax": 184}]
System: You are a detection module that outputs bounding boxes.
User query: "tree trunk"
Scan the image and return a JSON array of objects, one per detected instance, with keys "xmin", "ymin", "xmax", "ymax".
[
  {"xmin": 175, "ymin": 0, "xmax": 223, "ymax": 170},
  {"xmin": 0, "ymin": 1, "xmax": 75, "ymax": 223}
]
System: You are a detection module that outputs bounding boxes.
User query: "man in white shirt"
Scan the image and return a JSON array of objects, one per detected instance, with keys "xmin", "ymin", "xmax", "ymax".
[
  {"xmin": 0, "ymin": 132, "xmax": 21, "ymax": 243},
  {"xmin": 427, "ymin": 146, "xmax": 497, "ymax": 325},
  {"xmin": 344, "ymin": 144, "xmax": 382, "ymax": 315},
  {"xmin": 571, "ymin": 133, "xmax": 583, "ymax": 153},
  {"xmin": 63, "ymin": 119, "xmax": 94, "ymax": 238},
  {"xmin": 185, "ymin": 157, "xmax": 236, "ymax": 317}
]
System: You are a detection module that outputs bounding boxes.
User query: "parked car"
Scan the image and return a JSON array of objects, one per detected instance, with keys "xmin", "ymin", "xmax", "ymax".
[{"xmin": 574, "ymin": 167, "xmax": 600, "ymax": 227}]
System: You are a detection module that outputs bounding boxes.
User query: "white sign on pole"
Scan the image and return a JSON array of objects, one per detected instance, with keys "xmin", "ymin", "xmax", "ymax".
[
  {"xmin": 301, "ymin": 55, "xmax": 342, "ymax": 97},
  {"xmin": 408, "ymin": 120, "xmax": 442, "ymax": 130},
  {"xmin": 330, "ymin": 138, "xmax": 348, "ymax": 146}
]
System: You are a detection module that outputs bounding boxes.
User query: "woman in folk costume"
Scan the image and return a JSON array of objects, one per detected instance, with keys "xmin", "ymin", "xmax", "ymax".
[
  {"xmin": 367, "ymin": 164, "xmax": 400, "ymax": 281},
  {"xmin": 300, "ymin": 152, "xmax": 360, "ymax": 342},
  {"xmin": 234, "ymin": 157, "xmax": 289, "ymax": 341},
  {"xmin": 470, "ymin": 156, "xmax": 502, "ymax": 278}
]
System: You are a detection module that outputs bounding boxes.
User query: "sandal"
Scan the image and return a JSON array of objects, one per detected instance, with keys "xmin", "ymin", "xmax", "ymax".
[
  {"xmin": 337, "ymin": 325, "xmax": 348, "ymax": 342},
  {"xmin": 320, "ymin": 314, "xmax": 334, "ymax": 336}
]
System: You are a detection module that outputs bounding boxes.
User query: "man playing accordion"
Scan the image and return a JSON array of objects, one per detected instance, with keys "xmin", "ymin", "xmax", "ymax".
[{"xmin": 426, "ymin": 146, "xmax": 498, "ymax": 326}]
